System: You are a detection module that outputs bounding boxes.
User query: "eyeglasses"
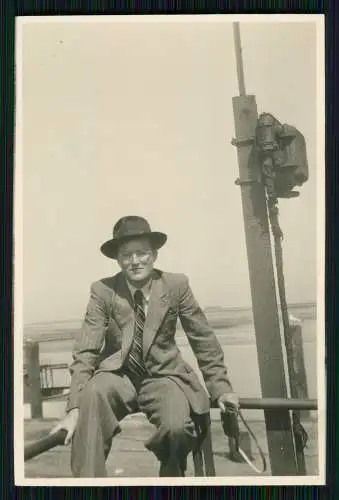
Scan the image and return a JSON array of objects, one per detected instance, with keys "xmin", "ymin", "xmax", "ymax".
[{"xmin": 118, "ymin": 250, "xmax": 153, "ymax": 263}]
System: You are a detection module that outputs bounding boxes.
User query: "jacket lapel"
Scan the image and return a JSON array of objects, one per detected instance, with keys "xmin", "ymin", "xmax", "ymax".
[
  {"xmin": 112, "ymin": 270, "xmax": 171, "ymax": 362},
  {"xmin": 143, "ymin": 272, "xmax": 171, "ymax": 359}
]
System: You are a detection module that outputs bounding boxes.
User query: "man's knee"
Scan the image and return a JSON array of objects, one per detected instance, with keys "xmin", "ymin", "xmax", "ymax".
[
  {"xmin": 78, "ymin": 374, "xmax": 116, "ymax": 414},
  {"xmin": 78, "ymin": 373, "xmax": 135, "ymax": 423}
]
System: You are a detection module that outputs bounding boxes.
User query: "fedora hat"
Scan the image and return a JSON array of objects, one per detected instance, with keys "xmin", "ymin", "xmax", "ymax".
[{"xmin": 100, "ymin": 216, "xmax": 167, "ymax": 259}]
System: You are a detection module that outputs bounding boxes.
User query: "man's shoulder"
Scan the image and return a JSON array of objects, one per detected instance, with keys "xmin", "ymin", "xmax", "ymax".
[
  {"xmin": 156, "ymin": 270, "xmax": 188, "ymax": 288},
  {"xmin": 90, "ymin": 273, "xmax": 122, "ymax": 294}
]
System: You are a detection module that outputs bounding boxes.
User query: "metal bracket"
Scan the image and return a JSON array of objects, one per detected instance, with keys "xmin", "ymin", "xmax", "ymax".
[{"xmin": 231, "ymin": 136, "xmax": 255, "ymax": 147}]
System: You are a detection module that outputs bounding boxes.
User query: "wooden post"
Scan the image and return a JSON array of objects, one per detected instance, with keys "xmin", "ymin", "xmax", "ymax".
[
  {"xmin": 284, "ymin": 322, "xmax": 310, "ymax": 475},
  {"xmin": 232, "ymin": 23, "xmax": 297, "ymax": 475},
  {"xmin": 288, "ymin": 323, "xmax": 309, "ymax": 419},
  {"xmin": 274, "ymin": 231, "xmax": 310, "ymax": 474},
  {"xmin": 274, "ymin": 239, "xmax": 310, "ymax": 420},
  {"xmin": 23, "ymin": 338, "xmax": 42, "ymax": 419}
]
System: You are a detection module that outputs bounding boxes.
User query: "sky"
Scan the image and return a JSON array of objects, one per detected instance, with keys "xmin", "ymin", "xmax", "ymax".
[{"xmin": 17, "ymin": 16, "xmax": 323, "ymax": 325}]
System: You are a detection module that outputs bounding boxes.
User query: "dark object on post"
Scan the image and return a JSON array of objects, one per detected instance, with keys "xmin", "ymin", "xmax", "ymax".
[
  {"xmin": 23, "ymin": 338, "xmax": 43, "ymax": 419},
  {"xmin": 24, "ymin": 429, "xmax": 67, "ymax": 461},
  {"xmin": 256, "ymin": 112, "xmax": 309, "ymax": 199}
]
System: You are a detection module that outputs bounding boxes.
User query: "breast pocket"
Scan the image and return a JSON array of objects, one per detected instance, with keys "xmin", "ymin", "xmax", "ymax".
[
  {"xmin": 104, "ymin": 317, "xmax": 122, "ymax": 353},
  {"xmin": 163, "ymin": 306, "xmax": 179, "ymax": 329},
  {"xmin": 156, "ymin": 305, "xmax": 178, "ymax": 342}
]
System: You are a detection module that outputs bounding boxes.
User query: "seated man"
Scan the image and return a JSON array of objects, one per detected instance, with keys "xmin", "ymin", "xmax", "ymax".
[{"xmin": 52, "ymin": 215, "xmax": 239, "ymax": 477}]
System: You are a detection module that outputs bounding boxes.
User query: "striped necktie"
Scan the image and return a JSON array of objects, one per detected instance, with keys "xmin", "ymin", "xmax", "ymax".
[{"xmin": 127, "ymin": 289, "xmax": 147, "ymax": 377}]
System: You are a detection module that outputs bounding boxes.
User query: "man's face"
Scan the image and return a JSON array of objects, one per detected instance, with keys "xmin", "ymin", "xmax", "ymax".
[{"xmin": 117, "ymin": 237, "xmax": 157, "ymax": 285}]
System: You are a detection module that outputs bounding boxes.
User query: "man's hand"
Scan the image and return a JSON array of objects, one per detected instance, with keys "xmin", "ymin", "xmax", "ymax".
[
  {"xmin": 217, "ymin": 392, "xmax": 240, "ymax": 413},
  {"xmin": 49, "ymin": 408, "xmax": 79, "ymax": 445}
]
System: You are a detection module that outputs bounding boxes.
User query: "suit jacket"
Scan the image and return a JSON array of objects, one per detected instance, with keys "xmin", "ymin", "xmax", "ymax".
[{"xmin": 66, "ymin": 269, "xmax": 233, "ymax": 414}]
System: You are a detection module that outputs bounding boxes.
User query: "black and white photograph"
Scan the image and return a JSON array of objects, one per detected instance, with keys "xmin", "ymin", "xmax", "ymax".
[{"xmin": 14, "ymin": 14, "xmax": 325, "ymax": 486}]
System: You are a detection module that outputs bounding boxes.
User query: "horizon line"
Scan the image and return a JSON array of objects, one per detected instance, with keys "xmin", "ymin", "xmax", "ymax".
[{"xmin": 23, "ymin": 300, "xmax": 316, "ymax": 328}]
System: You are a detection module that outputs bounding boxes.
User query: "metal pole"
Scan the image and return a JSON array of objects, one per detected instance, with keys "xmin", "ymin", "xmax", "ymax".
[
  {"xmin": 238, "ymin": 397, "xmax": 317, "ymax": 410},
  {"xmin": 231, "ymin": 23, "xmax": 297, "ymax": 475}
]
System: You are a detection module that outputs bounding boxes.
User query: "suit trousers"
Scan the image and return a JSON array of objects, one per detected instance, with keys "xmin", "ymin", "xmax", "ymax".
[{"xmin": 70, "ymin": 371, "xmax": 197, "ymax": 477}]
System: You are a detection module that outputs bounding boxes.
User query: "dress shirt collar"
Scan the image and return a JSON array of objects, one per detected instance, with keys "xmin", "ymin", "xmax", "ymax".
[{"xmin": 125, "ymin": 277, "xmax": 153, "ymax": 304}]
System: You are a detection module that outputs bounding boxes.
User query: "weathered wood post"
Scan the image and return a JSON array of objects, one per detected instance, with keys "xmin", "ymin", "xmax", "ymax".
[
  {"xmin": 275, "ymin": 229, "xmax": 311, "ymax": 475},
  {"xmin": 289, "ymin": 322, "xmax": 309, "ymax": 417},
  {"xmin": 285, "ymin": 315, "xmax": 310, "ymax": 420},
  {"xmin": 23, "ymin": 338, "xmax": 42, "ymax": 419},
  {"xmin": 284, "ymin": 320, "xmax": 310, "ymax": 474},
  {"xmin": 275, "ymin": 239, "xmax": 310, "ymax": 422},
  {"xmin": 231, "ymin": 23, "xmax": 297, "ymax": 475}
]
